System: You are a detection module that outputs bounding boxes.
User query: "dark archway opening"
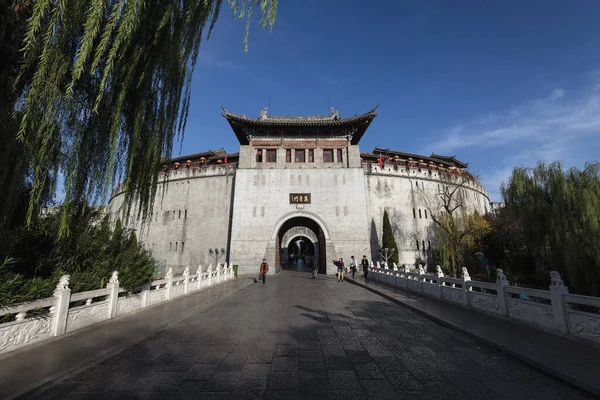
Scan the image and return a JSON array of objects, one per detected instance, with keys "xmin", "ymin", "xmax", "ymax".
[
  {"xmin": 276, "ymin": 217, "xmax": 327, "ymax": 274},
  {"xmin": 284, "ymin": 236, "xmax": 315, "ymax": 272}
]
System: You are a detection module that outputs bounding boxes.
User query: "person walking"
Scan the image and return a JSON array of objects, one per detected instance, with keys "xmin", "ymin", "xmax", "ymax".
[
  {"xmin": 260, "ymin": 259, "xmax": 269, "ymax": 284},
  {"xmin": 350, "ymin": 255, "xmax": 357, "ymax": 278},
  {"xmin": 334, "ymin": 258, "xmax": 345, "ymax": 282},
  {"xmin": 361, "ymin": 255, "xmax": 370, "ymax": 280}
]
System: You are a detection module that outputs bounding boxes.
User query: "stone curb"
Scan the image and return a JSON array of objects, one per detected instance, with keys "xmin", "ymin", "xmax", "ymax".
[
  {"xmin": 6, "ymin": 277, "xmax": 254, "ymax": 400},
  {"xmin": 345, "ymin": 276, "xmax": 600, "ymax": 399}
]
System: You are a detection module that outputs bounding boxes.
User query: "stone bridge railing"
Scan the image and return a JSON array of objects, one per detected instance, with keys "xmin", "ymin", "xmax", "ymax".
[
  {"xmin": 0, "ymin": 263, "xmax": 235, "ymax": 356},
  {"xmin": 368, "ymin": 263, "xmax": 600, "ymax": 344}
]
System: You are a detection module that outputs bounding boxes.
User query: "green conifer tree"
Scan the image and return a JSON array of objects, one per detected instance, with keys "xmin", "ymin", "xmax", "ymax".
[{"xmin": 382, "ymin": 210, "xmax": 399, "ymax": 265}]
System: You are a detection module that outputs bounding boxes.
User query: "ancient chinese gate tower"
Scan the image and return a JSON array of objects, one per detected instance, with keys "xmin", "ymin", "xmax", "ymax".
[{"xmin": 109, "ymin": 107, "xmax": 490, "ymax": 275}]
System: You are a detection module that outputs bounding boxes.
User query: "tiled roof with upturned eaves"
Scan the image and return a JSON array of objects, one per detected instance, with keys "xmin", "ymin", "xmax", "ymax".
[{"xmin": 222, "ymin": 106, "xmax": 378, "ymax": 145}]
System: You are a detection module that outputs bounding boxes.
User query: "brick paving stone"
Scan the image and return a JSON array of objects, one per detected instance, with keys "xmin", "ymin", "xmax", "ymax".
[
  {"xmin": 298, "ymin": 350, "xmax": 323, "ymax": 362},
  {"xmin": 331, "ymin": 390, "xmax": 368, "ymax": 400},
  {"xmin": 272, "ymin": 356, "xmax": 298, "ymax": 371},
  {"xmin": 328, "ymin": 370, "xmax": 361, "ymax": 389},
  {"xmin": 321, "ymin": 345, "xmax": 346, "ymax": 357},
  {"xmin": 324, "ymin": 356, "xmax": 353, "ymax": 370},
  {"xmin": 265, "ymin": 389, "xmax": 299, "ymax": 400},
  {"xmin": 268, "ymin": 371, "xmax": 299, "ymax": 390},
  {"xmin": 354, "ymin": 362, "xmax": 385, "ymax": 380},
  {"xmin": 248, "ymin": 349, "xmax": 274, "ymax": 364},
  {"xmin": 26, "ymin": 270, "xmax": 596, "ymax": 400},
  {"xmin": 276, "ymin": 344, "xmax": 299, "ymax": 357},
  {"xmin": 385, "ymin": 370, "xmax": 424, "ymax": 391},
  {"xmin": 183, "ymin": 364, "xmax": 220, "ymax": 381},
  {"xmin": 360, "ymin": 379, "xmax": 399, "ymax": 400},
  {"xmin": 240, "ymin": 364, "xmax": 271, "ymax": 381},
  {"xmin": 345, "ymin": 350, "xmax": 373, "ymax": 363},
  {"xmin": 299, "ymin": 370, "xmax": 328, "ymax": 381}
]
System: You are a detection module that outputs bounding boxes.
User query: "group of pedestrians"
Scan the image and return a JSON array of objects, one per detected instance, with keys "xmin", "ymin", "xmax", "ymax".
[
  {"xmin": 258, "ymin": 254, "xmax": 372, "ymax": 285},
  {"xmin": 333, "ymin": 255, "xmax": 370, "ymax": 282}
]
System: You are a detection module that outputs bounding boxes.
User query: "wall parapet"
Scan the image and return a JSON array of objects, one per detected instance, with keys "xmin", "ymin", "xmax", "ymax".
[
  {"xmin": 368, "ymin": 264, "xmax": 600, "ymax": 345},
  {"xmin": 362, "ymin": 162, "xmax": 488, "ymax": 197},
  {"xmin": 110, "ymin": 164, "xmax": 237, "ymax": 199},
  {"xmin": 0, "ymin": 263, "xmax": 235, "ymax": 356}
]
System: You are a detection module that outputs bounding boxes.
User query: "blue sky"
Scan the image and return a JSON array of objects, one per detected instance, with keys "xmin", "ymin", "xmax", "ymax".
[{"xmin": 178, "ymin": 1, "xmax": 599, "ymax": 201}]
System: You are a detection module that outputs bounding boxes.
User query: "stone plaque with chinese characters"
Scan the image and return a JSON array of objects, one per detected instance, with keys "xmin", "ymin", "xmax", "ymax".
[{"xmin": 289, "ymin": 193, "xmax": 311, "ymax": 204}]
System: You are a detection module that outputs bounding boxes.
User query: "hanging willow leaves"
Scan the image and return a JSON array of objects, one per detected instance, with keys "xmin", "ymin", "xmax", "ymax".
[
  {"xmin": 501, "ymin": 162, "xmax": 600, "ymax": 296},
  {"xmin": 12, "ymin": 0, "xmax": 278, "ymax": 237}
]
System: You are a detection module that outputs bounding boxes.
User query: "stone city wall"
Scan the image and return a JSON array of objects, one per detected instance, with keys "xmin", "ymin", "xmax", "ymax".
[
  {"xmin": 109, "ymin": 151, "xmax": 490, "ymax": 274},
  {"xmin": 109, "ymin": 165, "xmax": 236, "ymax": 273},
  {"xmin": 364, "ymin": 163, "xmax": 489, "ymax": 266}
]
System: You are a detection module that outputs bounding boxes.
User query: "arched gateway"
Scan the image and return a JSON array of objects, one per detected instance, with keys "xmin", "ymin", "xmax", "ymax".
[{"xmin": 275, "ymin": 215, "xmax": 329, "ymax": 274}]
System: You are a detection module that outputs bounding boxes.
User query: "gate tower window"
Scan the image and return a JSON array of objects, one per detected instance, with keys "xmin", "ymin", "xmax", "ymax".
[
  {"xmin": 256, "ymin": 149, "xmax": 263, "ymax": 163},
  {"xmin": 286, "ymin": 149, "xmax": 291, "ymax": 163},
  {"xmin": 266, "ymin": 149, "xmax": 277, "ymax": 162},
  {"xmin": 337, "ymin": 149, "xmax": 343, "ymax": 163},
  {"xmin": 295, "ymin": 149, "xmax": 305, "ymax": 162},
  {"xmin": 323, "ymin": 149, "xmax": 334, "ymax": 162},
  {"xmin": 308, "ymin": 149, "xmax": 314, "ymax": 162}
]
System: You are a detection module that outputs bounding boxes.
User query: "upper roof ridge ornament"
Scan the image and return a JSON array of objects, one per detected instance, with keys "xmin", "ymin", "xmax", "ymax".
[
  {"xmin": 258, "ymin": 108, "xmax": 269, "ymax": 120},
  {"xmin": 329, "ymin": 107, "xmax": 340, "ymax": 120}
]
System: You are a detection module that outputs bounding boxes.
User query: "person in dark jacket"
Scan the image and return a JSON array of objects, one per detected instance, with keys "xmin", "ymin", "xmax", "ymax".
[
  {"xmin": 260, "ymin": 259, "xmax": 269, "ymax": 284},
  {"xmin": 361, "ymin": 255, "xmax": 370, "ymax": 280},
  {"xmin": 333, "ymin": 258, "xmax": 345, "ymax": 282}
]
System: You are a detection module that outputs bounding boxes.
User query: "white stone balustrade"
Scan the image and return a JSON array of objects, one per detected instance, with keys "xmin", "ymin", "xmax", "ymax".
[
  {"xmin": 367, "ymin": 266, "xmax": 600, "ymax": 344},
  {"xmin": 0, "ymin": 262, "xmax": 237, "ymax": 356}
]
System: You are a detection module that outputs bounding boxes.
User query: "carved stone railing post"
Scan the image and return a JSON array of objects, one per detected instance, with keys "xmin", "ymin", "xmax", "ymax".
[
  {"xmin": 549, "ymin": 271, "xmax": 569, "ymax": 333},
  {"xmin": 461, "ymin": 267, "xmax": 471, "ymax": 306},
  {"xmin": 183, "ymin": 266, "xmax": 190, "ymax": 295},
  {"xmin": 106, "ymin": 271, "xmax": 120, "ymax": 319},
  {"xmin": 51, "ymin": 275, "xmax": 71, "ymax": 337},
  {"xmin": 196, "ymin": 265, "xmax": 203, "ymax": 289},
  {"xmin": 207, "ymin": 264, "xmax": 213, "ymax": 286},
  {"xmin": 435, "ymin": 265, "xmax": 444, "ymax": 298},
  {"xmin": 495, "ymin": 268, "xmax": 509, "ymax": 316},
  {"xmin": 141, "ymin": 284, "xmax": 150, "ymax": 308},
  {"xmin": 165, "ymin": 267, "xmax": 173, "ymax": 300}
]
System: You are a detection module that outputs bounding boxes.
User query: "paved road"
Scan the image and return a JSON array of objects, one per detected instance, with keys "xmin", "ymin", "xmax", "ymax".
[{"xmin": 32, "ymin": 270, "xmax": 594, "ymax": 400}]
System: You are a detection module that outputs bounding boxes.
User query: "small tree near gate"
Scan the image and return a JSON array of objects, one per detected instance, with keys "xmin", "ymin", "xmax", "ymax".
[{"xmin": 382, "ymin": 210, "xmax": 399, "ymax": 265}]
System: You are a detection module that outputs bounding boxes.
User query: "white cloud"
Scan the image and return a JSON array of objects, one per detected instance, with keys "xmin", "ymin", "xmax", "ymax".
[{"xmin": 425, "ymin": 81, "xmax": 600, "ymax": 201}]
